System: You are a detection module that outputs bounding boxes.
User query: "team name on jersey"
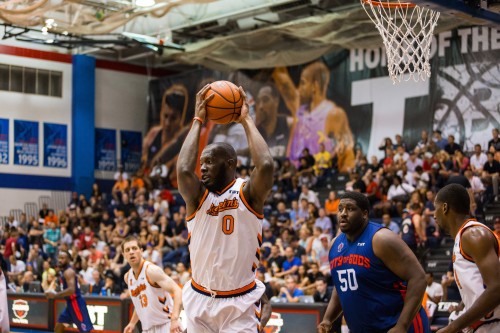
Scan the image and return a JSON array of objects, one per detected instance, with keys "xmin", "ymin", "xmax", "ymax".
[
  {"xmin": 206, "ymin": 197, "xmax": 239, "ymax": 216},
  {"xmin": 330, "ymin": 254, "xmax": 371, "ymax": 269},
  {"xmin": 130, "ymin": 283, "xmax": 146, "ymax": 297}
]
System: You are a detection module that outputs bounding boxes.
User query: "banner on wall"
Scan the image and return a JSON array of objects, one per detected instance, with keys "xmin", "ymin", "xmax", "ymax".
[
  {"xmin": 14, "ymin": 120, "xmax": 39, "ymax": 167},
  {"xmin": 43, "ymin": 123, "xmax": 67, "ymax": 168},
  {"xmin": 0, "ymin": 118, "xmax": 8, "ymax": 165},
  {"xmin": 95, "ymin": 128, "xmax": 116, "ymax": 171},
  {"xmin": 146, "ymin": 26, "xmax": 500, "ymax": 181},
  {"xmin": 120, "ymin": 130, "xmax": 142, "ymax": 173}
]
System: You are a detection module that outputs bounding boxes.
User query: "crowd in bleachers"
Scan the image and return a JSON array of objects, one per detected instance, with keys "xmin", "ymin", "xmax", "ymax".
[{"xmin": 1, "ymin": 128, "xmax": 500, "ymax": 315}]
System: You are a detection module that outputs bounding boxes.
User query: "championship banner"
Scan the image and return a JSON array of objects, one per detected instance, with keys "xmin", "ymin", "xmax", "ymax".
[
  {"xmin": 95, "ymin": 128, "xmax": 116, "ymax": 171},
  {"xmin": 120, "ymin": 130, "xmax": 142, "ymax": 173},
  {"xmin": 0, "ymin": 118, "xmax": 8, "ymax": 165},
  {"xmin": 43, "ymin": 123, "xmax": 67, "ymax": 168},
  {"xmin": 13, "ymin": 120, "xmax": 39, "ymax": 167}
]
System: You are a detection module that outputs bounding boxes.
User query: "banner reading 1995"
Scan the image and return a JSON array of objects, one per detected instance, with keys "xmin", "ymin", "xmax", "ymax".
[
  {"xmin": 43, "ymin": 123, "xmax": 67, "ymax": 168},
  {"xmin": 95, "ymin": 128, "xmax": 116, "ymax": 171},
  {"xmin": 14, "ymin": 120, "xmax": 39, "ymax": 167},
  {"xmin": 0, "ymin": 118, "xmax": 8, "ymax": 165}
]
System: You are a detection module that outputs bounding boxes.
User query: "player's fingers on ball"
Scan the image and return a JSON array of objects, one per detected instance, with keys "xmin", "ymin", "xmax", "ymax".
[{"xmin": 238, "ymin": 86, "xmax": 247, "ymax": 99}]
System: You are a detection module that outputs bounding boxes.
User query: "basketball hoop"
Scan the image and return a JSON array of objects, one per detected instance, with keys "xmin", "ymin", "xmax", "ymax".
[{"xmin": 361, "ymin": 0, "xmax": 440, "ymax": 83}]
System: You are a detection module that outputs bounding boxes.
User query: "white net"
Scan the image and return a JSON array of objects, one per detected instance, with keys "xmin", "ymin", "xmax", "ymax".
[{"xmin": 361, "ymin": 0, "xmax": 440, "ymax": 83}]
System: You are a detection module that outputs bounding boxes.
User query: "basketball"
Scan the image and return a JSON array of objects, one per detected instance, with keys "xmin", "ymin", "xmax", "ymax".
[{"xmin": 205, "ymin": 81, "xmax": 243, "ymax": 124}]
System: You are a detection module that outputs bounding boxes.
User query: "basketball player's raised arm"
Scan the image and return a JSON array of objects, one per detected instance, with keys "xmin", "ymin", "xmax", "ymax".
[
  {"xmin": 373, "ymin": 229, "xmax": 427, "ymax": 333},
  {"xmin": 177, "ymin": 85, "xmax": 213, "ymax": 212},
  {"xmin": 148, "ymin": 265, "xmax": 183, "ymax": 332},
  {"xmin": 437, "ymin": 228, "xmax": 500, "ymax": 333},
  {"xmin": 272, "ymin": 67, "xmax": 299, "ymax": 117},
  {"xmin": 237, "ymin": 87, "xmax": 274, "ymax": 211}
]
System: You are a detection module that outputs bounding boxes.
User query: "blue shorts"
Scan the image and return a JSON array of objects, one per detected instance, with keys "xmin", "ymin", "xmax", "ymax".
[
  {"xmin": 58, "ymin": 296, "xmax": 94, "ymax": 332},
  {"xmin": 408, "ymin": 307, "xmax": 431, "ymax": 333}
]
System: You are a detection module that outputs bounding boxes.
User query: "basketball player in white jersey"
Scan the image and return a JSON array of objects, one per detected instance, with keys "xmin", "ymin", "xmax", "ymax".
[
  {"xmin": 177, "ymin": 84, "xmax": 274, "ymax": 332},
  {"xmin": 0, "ymin": 268, "xmax": 9, "ymax": 333},
  {"xmin": 122, "ymin": 236, "xmax": 183, "ymax": 333},
  {"xmin": 434, "ymin": 184, "xmax": 500, "ymax": 333}
]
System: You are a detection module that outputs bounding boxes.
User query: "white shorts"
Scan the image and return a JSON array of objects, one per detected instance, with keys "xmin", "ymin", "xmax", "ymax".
[
  {"xmin": 182, "ymin": 279, "xmax": 265, "ymax": 333},
  {"xmin": 142, "ymin": 322, "xmax": 170, "ymax": 333},
  {"xmin": 470, "ymin": 320, "xmax": 500, "ymax": 333},
  {"xmin": 0, "ymin": 272, "xmax": 9, "ymax": 333}
]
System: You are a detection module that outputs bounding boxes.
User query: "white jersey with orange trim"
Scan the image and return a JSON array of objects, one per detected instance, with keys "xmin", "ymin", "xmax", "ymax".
[
  {"xmin": 127, "ymin": 261, "xmax": 174, "ymax": 331},
  {"xmin": 187, "ymin": 177, "xmax": 263, "ymax": 294},
  {"xmin": 453, "ymin": 219, "xmax": 500, "ymax": 328}
]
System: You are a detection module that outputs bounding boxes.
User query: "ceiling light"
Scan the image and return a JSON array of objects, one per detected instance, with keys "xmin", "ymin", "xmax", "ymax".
[
  {"xmin": 45, "ymin": 18, "xmax": 54, "ymax": 25},
  {"xmin": 42, "ymin": 27, "xmax": 48, "ymax": 35},
  {"xmin": 135, "ymin": 0, "xmax": 155, "ymax": 7},
  {"xmin": 46, "ymin": 39, "xmax": 54, "ymax": 44},
  {"xmin": 63, "ymin": 31, "xmax": 68, "ymax": 35}
]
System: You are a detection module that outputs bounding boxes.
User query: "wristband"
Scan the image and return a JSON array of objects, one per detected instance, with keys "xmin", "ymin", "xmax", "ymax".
[{"xmin": 193, "ymin": 117, "xmax": 203, "ymax": 125}]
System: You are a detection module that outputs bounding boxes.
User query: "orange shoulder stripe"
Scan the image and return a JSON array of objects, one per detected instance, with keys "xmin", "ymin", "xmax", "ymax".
[
  {"xmin": 145, "ymin": 263, "xmax": 161, "ymax": 288},
  {"xmin": 186, "ymin": 189, "xmax": 209, "ymax": 221},
  {"xmin": 239, "ymin": 182, "xmax": 264, "ymax": 219}
]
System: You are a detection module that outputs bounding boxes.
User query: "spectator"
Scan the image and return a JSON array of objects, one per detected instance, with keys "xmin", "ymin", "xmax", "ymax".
[
  {"xmin": 314, "ymin": 208, "xmax": 332, "ymax": 235},
  {"xmin": 43, "ymin": 222, "xmax": 60, "ymax": 263},
  {"xmin": 444, "ymin": 135, "xmax": 461, "ymax": 155},
  {"xmin": 483, "ymin": 152, "xmax": 500, "ymax": 199},
  {"xmin": 424, "ymin": 272, "xmax": 443, "ymax": 320},
  {"xmin": 314, "ymin": 143, "xmax": 331, "ymax": 177},
  {"xmin": 312, "ymin": 234, "xmax": 331, "ymax": 275},
  {"xmin": 432, "ymin": 130, "xmax": 448, "ymax": 151},
  {"xmin": 313, "ymin": 277, "xmax": 332, "ymax": 303},
  {"xmin": 406, "ymin": 151, "xmax": 423, "ymax": 173},
  {"xmin": 275, "ymin": 246, "xmax": 301, "ymax": 278},
  {"xmin": 18, "ymin": 271, "xmax": 34, "ymax": 293},
  {"xmin": 90, "ymin": 270, "xmax": 104, "ymax": 295},
  {"xmin": 298, "ymin": 185, "xmax": 320, "ymax": 209},
  {"xmin": 452, "ymin": 150, "xmax": 469, "ymax": 174},
  {"xmin": 143, "ymin": 243, "xmax": 162, "ymax": 268},
  {"xmin": 41, "ymin": 268, "xmax": 56, "ymax": 292},
  {"xmin": 416, "ymin": 130, "xmax": 430, "ymax": 151},
  {"xmin": 381, "ymin": 214, "xmax": 400, "ymax": 234},
  {"xmin": 60, "ymin": 226, "xmax": 73, "ymax": 247},
  {"xmin": 3, "ymin": 229, "xmax": 18, "ymax": 267},
  {"xmin": 39, "ymin": 203, "xmax": 50, "ymax": 220},
  {"xmin": 103, "ymin": 271, "xmax": 121, "ymax": 296},
  {"xmin": 268, "ymin": 245, "xmax": 285, "ymax": 276},
  {"xmin": 7, "ymin": 255, "xmax": 25, "ymax": 284},
  {"xmin": 279, "ymin": 275, "xmax": 304, "ymax": 303},
  {"xmin": 470, "ymin": 144, "xmax": 487, "ymax": 175},
  {"xmin": 175, "ymin": 262, "xmax": 191, "ymax": 286},
  {"xmin": 257, "ymin": 268, "xmax": 274, "ymax": 300},
  {"xmin": 493, "ymin": 217, "xmax": 500, "ymax": 240},
  {"xmin": 488, "ymin": 128, "xmax": 500, "ymax": 151},
  {"xmin": 277, "ymin": 158, "xmax": 297, "ymax": 192},
  {"xmin": 275, "ymin": 202, "xmax": 291, "ymax": 230}
]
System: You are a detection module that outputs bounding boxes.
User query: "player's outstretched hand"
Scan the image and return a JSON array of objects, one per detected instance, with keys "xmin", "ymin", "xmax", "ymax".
[
  {"xmin": 44, "ymin": 290, "xmax": 56, "ymax": 299},
  {"xmin": 235, "ymin": 87, "xmax": 251, "ymax": 123},
  {"xmin": 124, "ymin": 323, "xmax": 135, "ymax": 333},
  {"xmin": 194, "ymin": 84, "xmax": 214, "ymax": 122},
  {"xmin": 317, "ymin": 321, "xmax": 332, "ymax": 333},
  {"xmin": 170, "ymin": 318, "xmax": 183, "ymax": 333}
]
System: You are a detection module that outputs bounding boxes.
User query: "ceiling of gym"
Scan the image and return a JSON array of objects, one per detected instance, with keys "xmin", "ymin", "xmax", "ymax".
[{"xmin": 0, "ymin": 0, "xmax": 498, "ymax": 71}]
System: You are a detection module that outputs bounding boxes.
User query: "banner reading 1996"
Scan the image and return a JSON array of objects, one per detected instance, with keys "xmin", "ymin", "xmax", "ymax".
[
  {"xmin": 120, "ymin": 130, "xmax": 142, "ymax": 173},
  {"xmin": 95, "ymin": 128, "xmax": 116, "ymax": 171},
  {"xmin": 14, "ymin": 120, "xmax": 39, "ymax": 167},
  {"xmin": 43, "ymin": 123, "xmax": 67, "ymax": 168},
  {"xmin": 0, "ymin": 118, "xmax": 8, "ymax": 165}
]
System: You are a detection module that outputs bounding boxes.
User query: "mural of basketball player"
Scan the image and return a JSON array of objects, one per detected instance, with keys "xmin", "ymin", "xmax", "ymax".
[
  {"xmin": 273, "ymin": 61, "xmax": 355, "ymax": 172},
  {"xmin": 255, "ymin": 83, "xmax": 291, "ymax": 159},
  {"xmin": 141, "ymin": 84, "xmax": 189, "ymax": 188}
]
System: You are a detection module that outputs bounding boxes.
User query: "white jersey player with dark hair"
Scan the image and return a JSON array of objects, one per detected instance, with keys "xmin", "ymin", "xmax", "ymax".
[
  {"xmin": 0, "ymin": 268, "xmax": 9, "ymax": 333},
  {"xmin": 434, "ymin": 184, "xmax": 500, "ymax": 333},
  {"xmin": 122, "ymin": 236, "xmax": 183, "ymax": 333},
  {"xmin": 177, "ymin": 84, "xmax": 274, "ymax": 332}
]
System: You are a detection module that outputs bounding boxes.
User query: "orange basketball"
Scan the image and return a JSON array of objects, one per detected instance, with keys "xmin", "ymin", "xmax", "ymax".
[{"xmin": 205, "ymin": 81, "xmax": 243, "ymax": 124}]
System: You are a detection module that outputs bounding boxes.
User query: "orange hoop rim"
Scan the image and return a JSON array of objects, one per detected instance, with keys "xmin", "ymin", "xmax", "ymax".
[{"xmin": 362, "ymin": 0, "xmax": 417, "ymax": 8}]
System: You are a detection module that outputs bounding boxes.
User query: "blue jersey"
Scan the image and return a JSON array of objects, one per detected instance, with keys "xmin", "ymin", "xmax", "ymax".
[
  {"xmin": 329, "ymin": 222, "xmax": 429, "ymax": 333},
  {"xmin": 58, "ymin": 268, "xmax": 93, "ymax": 332}
]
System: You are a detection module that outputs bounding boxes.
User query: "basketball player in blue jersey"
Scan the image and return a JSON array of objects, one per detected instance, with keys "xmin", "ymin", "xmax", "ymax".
[
  {"xmin": 45, "ymin": 251, "xmax": 93, "ymax": 333},
  {"xmin": 177, "ymin": 84, "xmax": 274, "ymax": 332},
  {"xmin": 319, "ymin": 191, "xmax": 430, "ymax": 333},
  {"xmin": 433, "ymin": 184, "xmax": 500, "ymax": 333}
]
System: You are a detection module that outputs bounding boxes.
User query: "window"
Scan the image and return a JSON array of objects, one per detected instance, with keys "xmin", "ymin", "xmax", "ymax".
[{"xmin": 0, "ymin": 63, "xmax": 62, "ymax": 97}]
